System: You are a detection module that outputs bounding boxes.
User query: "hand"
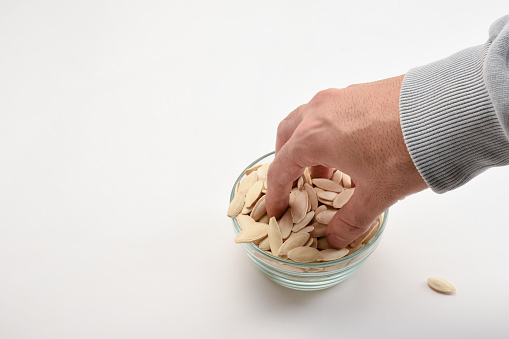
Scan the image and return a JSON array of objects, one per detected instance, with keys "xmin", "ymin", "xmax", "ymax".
[{"xmin": 265, "ymin": 75, "xmax": 429, "ymax": 248}]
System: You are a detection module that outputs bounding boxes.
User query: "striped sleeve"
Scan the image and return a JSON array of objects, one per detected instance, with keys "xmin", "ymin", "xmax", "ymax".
[{"xmin": 399, "ymin": 15, "xmax": 509, "ymax": 193}]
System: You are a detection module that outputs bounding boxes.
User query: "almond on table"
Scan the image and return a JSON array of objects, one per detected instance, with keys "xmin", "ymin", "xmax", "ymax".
[{"xmin": 427, "ymin": 277, "xmax": 456, "ymax": 295}]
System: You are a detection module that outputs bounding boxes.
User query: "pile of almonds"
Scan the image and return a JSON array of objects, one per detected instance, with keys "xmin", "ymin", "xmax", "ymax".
[{"xmin": 227, "ymin": 161, "xmax": 384, "ymax": 263}]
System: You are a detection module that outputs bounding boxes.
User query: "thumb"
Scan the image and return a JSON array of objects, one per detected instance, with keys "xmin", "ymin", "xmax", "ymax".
[{"xmin": 325, "ymin": 186, "xmax": 387, "ymax": 249}]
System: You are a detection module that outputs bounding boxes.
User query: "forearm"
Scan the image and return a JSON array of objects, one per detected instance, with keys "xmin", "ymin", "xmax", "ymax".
[{"xmin": 400, "ymin": 15, "xmax": 509, "ymax": 193}]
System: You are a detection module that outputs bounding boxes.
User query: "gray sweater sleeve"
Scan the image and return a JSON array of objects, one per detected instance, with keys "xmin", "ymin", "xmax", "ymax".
[{"xmin": 400, "ymin": 15, "xmax": 509, "ymax": 193}]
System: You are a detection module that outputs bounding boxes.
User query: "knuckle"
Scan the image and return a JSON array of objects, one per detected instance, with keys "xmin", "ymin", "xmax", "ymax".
[
  {"xmin": 276, "ymin": 119, "xmax": 288, "ymax": 136},
  {"xmin": 277, "ymin": 104, "xmax": 306, "ymax": 138},
  {"xmin": 277, "ymin": 115, "xmax": 291, "ymax": 130},
  {"xmin": 310, "ymin": 88, "xmax": 339, "ymax": 105},
  {"xmin": 346, "ymin": 83, "xmax": 360, "ymax": 90},
  {"xmin": 276, "ymin": 119, "xmax": 293, "ymax": 144}
]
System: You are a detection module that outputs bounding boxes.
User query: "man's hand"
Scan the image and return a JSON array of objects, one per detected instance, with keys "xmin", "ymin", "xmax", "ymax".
[{"xmin": 265, "ymin": 75, "xmax": 428, "ymax": 249}]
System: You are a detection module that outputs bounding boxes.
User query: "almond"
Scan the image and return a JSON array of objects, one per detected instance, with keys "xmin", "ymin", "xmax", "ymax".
[
  {"xmin": 227, "ymin": 192, "xmax": 245, "ymax": 218},
  {"xmin": 278, "ymin": 233, "xmax": 310, "ymax": 256},
  {"xmin": 238, "ymin": 171, "xmax": 258, "ymax": 194},
  {"xmin": 427, "ymin": 277, "xmax": 456, "ymax": 295},
  {"xmin": 245, "ymin": 180, "xmax": 264, "ymax": 208},
  {"xmin": 304, "ymin": 183, "xmax": 318, "ymax": 211},
  {"xmin": 268, "ymin": 217, "xmax": 283, "ymax": 257},
  {"xmin": 319, "ymin": 248, "xmax": 350, "ymax": 261},
  {"xmin": 236, "ymin": 214, "xmax": 256, "ymax": 230},
  {"xmin": 279, "ymin": 208, "xmax": 294, "ymax": 240},
  {"xmin": 292, "ymin": 211, "xmax": 315, "ymax": 232},
  {"xmin": 290, "ymin": 190, "xmax": 308, "ymax": 224},
  {"xmin": 234, "ymin": 223, "xmax": 269, "ymax": 243},
  {"xmin": 312, "ymin": 178, "xmax": 344, "ymax": 193},
  {"xmin": 287, "ymin": 247, "xmax": 321, "ymax": 263},
  {"xmin": 332, "ymin": 188, "xmax": 355, "ymax": 208},
  {"xmin": 250, "ymin": 195, "xmax": 267, "ymax": 221},
  {"xmin": 316, "ymin": 210, "xmax": 336, "ymax": 224}
]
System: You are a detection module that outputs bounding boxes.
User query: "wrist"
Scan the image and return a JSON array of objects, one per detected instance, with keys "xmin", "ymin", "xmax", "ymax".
[{"xmin": 400, "ymin": 44, "xmax": 509, "ymax": 193}]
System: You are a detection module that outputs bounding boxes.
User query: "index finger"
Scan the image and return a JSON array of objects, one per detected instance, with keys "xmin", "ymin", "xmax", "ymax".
[
  {"xmin": 265, "ymin": 141, "xmax": 307, "ymax": 219},
  {"xmin": 275, "ymin": 104, "xmax": 306, "ymax": 154}
]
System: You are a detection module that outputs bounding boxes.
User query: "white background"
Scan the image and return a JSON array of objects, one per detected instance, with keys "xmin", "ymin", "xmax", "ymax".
[{"xmin": 1, "ymin": 1, "xmax": 508, "ymax": 338}]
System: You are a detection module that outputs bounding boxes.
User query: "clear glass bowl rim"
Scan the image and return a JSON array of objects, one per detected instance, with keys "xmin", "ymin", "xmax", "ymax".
[{"xmin": 230, "ymin": 151, "xmax": 389, "ymax": 268}]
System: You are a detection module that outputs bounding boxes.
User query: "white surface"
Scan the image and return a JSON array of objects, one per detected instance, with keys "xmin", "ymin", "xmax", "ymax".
[{"xmin": 1, "ymin": 1, "xmax": 508, "ymax": 338}]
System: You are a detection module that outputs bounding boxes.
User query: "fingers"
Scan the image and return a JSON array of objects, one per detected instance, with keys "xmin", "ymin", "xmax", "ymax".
[
  {"xmin": 275, "ymin": 105, "xmax": 307, "ymax": 154},
  {"xmin": 267, "ymin": 104, "xmax": 309, "ymax": 219},
  {"xmin": 325, "ymin": 186, "xmax": 388, "ymax": 249},
  {"xmin": 277, "ymin": 105, "xmax": 332, "ymax": 180},
  {"xmin": 265, "ymin": 141, "xmax": 306, "ymax": 219}
]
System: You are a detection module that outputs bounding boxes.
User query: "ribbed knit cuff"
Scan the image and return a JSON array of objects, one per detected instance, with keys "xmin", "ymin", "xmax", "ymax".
[{"xmin": 400, "ymin": 45, "xmax": 509, "ymax": 193}]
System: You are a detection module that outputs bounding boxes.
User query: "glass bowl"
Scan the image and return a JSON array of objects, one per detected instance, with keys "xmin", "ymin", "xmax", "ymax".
[{"xmin": 230, "ymin": 151, "xmax": 389, "ymax": 291}]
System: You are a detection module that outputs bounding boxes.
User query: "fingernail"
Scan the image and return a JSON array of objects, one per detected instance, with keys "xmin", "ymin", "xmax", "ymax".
[{"xmin": 327, "ymin": 233, "xmax": 350, "ymax": 249}]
